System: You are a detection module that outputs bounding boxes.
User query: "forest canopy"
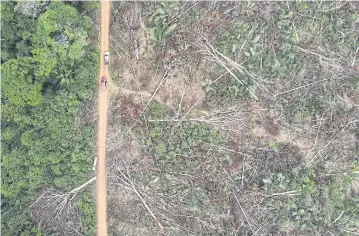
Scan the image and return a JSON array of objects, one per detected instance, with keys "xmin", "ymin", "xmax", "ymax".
[{"xmin": 1, "ymin": 1, "xmax": 98, "ymax": 235}]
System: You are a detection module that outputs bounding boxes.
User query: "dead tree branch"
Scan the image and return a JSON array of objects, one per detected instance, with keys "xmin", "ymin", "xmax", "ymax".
[
  {"xmin": 112, "ymin": 166, "xmax": 165, "ymax": 233},
  {"xmin": 30, "ymin": 177, "xmax": 96, "ymax": 232}
]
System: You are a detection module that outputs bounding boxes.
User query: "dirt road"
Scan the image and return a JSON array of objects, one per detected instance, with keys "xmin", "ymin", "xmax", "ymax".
[{"xmin": 97, "ymin": 1, "xmax": 110, "ymax": 236}]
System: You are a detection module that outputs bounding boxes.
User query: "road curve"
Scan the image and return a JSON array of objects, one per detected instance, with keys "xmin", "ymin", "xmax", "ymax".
[{"xmin": 97, "ymin": 1, "xmax": 110, "ymax": 236}]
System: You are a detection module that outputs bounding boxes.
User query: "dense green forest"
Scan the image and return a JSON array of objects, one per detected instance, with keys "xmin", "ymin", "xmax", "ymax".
[{"xmin": 1, "ymin": 1, "xmax": 98, "ymax": 235}]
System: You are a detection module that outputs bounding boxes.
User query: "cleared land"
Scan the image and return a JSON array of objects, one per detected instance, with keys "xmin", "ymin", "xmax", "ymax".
[{"xmin": 107, "ymin": 2, "xmax": 358, "ymax": 236}]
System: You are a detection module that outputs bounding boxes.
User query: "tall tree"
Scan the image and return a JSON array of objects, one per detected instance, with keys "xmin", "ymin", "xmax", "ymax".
[{"xmin": 1, "ymin": 1, "xmax": 98, "ymax": 234}]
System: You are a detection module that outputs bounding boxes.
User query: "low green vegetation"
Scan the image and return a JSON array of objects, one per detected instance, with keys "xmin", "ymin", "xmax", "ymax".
[
  {"xmin": 141, "ymin": 1, "xmax": 179, "ymax": 46},
  {"xmin": 144, "ymin": 102, "xmax": 227, "ymax": 171},
  {"xmin": 206, "ymin": 75, "xmax": 255, "ymax": 102},
  {"xmin": 78, "ymin": 191, "xmax": 97, "ymax": 236},
  {"xmin": 1, "ymin": 1, "xmax": 98, "ymax": 235},
  {"xmin": 260, "ymin": 167, "xmax": 359, "ymax": 233},
  {"xmin": 213, "ymin": 2, "xmax": 358, "ymax": 122}
]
